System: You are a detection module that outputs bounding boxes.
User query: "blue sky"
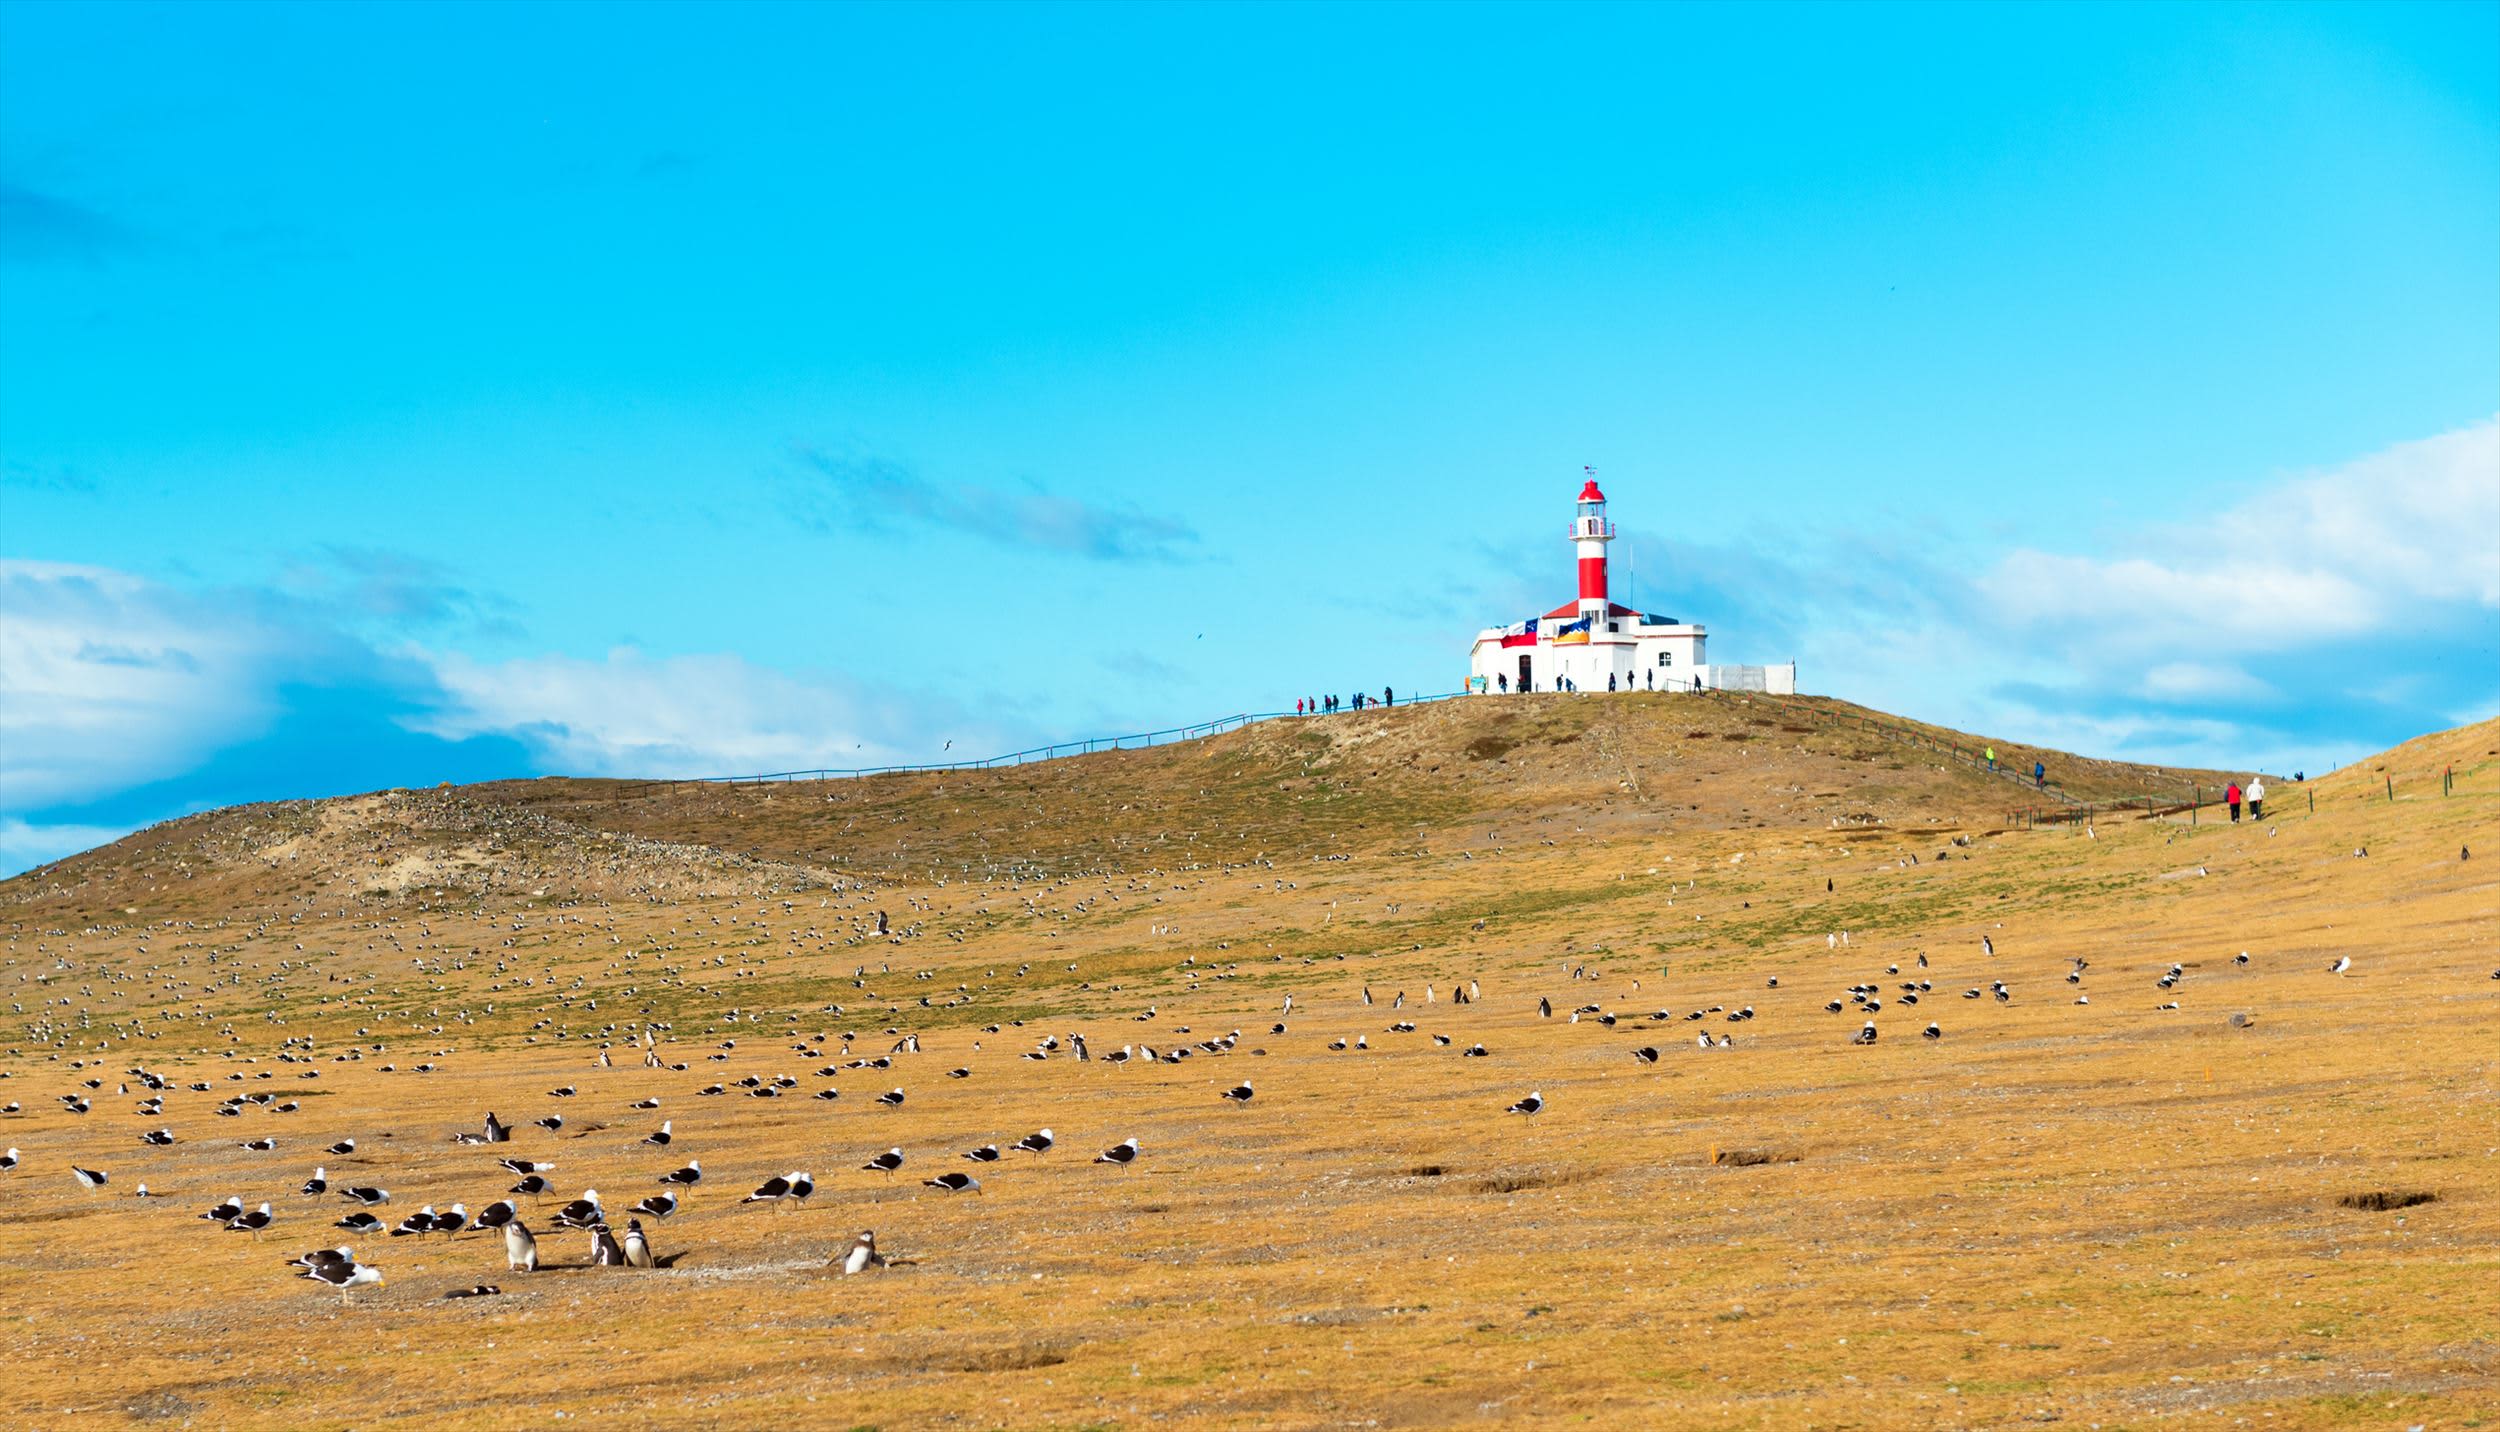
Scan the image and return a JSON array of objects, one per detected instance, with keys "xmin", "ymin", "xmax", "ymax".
[{"xmin": 4, "ymin": 1, "xmax": 2496, "ymax": 874}]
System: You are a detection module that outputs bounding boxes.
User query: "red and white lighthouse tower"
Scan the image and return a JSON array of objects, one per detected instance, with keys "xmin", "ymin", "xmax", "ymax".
[{"xmin": 1572, "ymin": 475, "xmax": 1614, "ymax": 615}]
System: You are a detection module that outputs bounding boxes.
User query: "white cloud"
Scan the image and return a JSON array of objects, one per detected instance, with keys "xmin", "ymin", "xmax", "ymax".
[
  {"xmin": 415, "ymin": 647, "xmax": 980, "ymax": 778},
  {"xmin": 1973, "ymin": 418, "xmax": 2500, "ymax": 658},
  {"xmin": 0, "ymin": 560, "xmax": 280, "ymax": 808},
  {"xmin": 0, "ymin": 816, "xmax": 134, "ymax": 876},
  {"xmin": 2139, "ymin": 661, "xmax": 2272, "ymax": 702}
]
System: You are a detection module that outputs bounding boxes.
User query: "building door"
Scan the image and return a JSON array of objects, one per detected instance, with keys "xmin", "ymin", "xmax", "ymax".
[{"xmin": 1517, "ymin": 653, "xmax": 1533, "ymax": 691}]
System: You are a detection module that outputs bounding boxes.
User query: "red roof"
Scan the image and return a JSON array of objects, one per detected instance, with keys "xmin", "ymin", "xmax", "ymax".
[
  {"xmin": 1544, "ymin": 600, "xmax": 1641, "ymax": 620},
  {"xmin": 1578, "ymin": 478, "xmax": 1605, "ymax": 502}
]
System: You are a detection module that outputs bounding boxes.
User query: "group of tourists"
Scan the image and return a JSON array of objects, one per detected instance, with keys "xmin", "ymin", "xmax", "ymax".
[{"xmin": 1296, "ymin": 689, "xmax": 1394, "ymax": 716}]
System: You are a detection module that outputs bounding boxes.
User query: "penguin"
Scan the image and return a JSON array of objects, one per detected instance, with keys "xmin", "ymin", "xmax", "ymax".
[
  {"xmin": 840, "ymin": 1230, "xmax": 885, "ymax": 1276},
  {"xmin": 591, "ymin": 1224, "xmax": 625, "ymax": 1267},
  {"xmin": 505, "ymin": 1221, "xmax": 538, "ymax": 1273},
  {"xmin": 623, "ymin": 1219, "xmax": 654, "ymax": 1269}
]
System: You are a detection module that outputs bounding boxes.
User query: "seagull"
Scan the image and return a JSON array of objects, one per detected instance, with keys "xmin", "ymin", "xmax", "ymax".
[
  {"xmin": 876, "ymin": 1089, "xmax": 906, "ymax": 1109},
  {"xmin": 1012, "ymin": 1129, "xmax": 1054, "ymax": 1157},
  {"xmin": 962, "ymin": 1144, "xmax": 1000, "ymax": 1163},
  {"xmin": 432, "ymin": 1204, "xmax": 470, "ymax": 1235},
  {"xmin": 1505, "ymin": 1091, "xmax": 1544, "ymax": 1119},
  {"xmin": 629, "ymin": 1192, "xmax": 678, "ymax": 1218},
  {"xmin": 300, "ymin": 1168, "xmax": 328, "ymax": 1196},
  {"xmin": 299, "ymin": 1259, "xmax": 383, "ymax": 1301},
  {"xmin": 1220, "ymin": 1082, "xmax": 1254, "ymax": 1103},
  {"xmin": 505, "ymin": 1221, "xmax": 538, "ymax": 1272},
  {"xmin": 390, "ymin": 1206, "xmax": 437, "ymax": 1237},
  {"xmin": 60, "ymin": 1165, "xmax": 108, "ymax": 1192},
  {"xmin": 840, "ymin": 1230, "xmax": 886, "ymax": 1275},
  {"xmin": 444, "ymin": 1285, "xmax": 502, "ymax": 1299},
  {"xmin": 642, "ymin": 1121, "xmax": 673, "ymax": 1147},
  {"xmin": 327, "ymin": 1139, "xmax": 356, "ymax": 1156},
  {"xmin": 201, "ymin": 1195, "xmax": 245, "ymax": 1224},
  {"xmin": 340, "ymin": 1185, "xmax": 391, "ymax": 1207},
  {"xmin": 141, "ymin": 1129, "xmax": 175, "ymax": 1147},
  {"xmin": 743, "ymin": 1171, "xmax": 812, "ymax": 1206},
  {"xmin": 240, "ymin": 1138, "xmax": 276, "ymax": 1152},
  {"xmin": 924, "ymin": 1171, "xmax": 983, "ymax": 1194},
  {"xmin": 2330, "ymin": 955, "xmax": 2351, "ymax": 975},
  {"xmin": 1922, "ymin": 1023, "xmax": 1942, "ymax": 1040},
  {"xmin": 509, "ymin": 1174, "xmax": 552, "ymax": 1198},
  {"xmin": 623, "ymin": 1219, "xmax": 655, "ymax": 1268},
  {"xmin": 657, "ymin": 1160, "xmax": 703, "ymax": 1187},
  {"xmin": 499, "ymin": 1159, "xmax": 554, "ymax": 1176},
  {"xmin": 1094, "ymin": 1138, "xmax": 1140, "ymax": 1167},
  {"xmin": 0, "ymin": 1148, "xmax": 16, "ymax": 1174},
  {"xmin": 1631, "ymin": 1047, "xmax": 1659, "ymax": 1065},
  {"xmin": 1853, "ymin": 1022, "xmax": 1878, "ymax": 1045},
  {"xmin": 336, "ymin": 1212, "xmax": 385, "ymax": 1234},
  {"xmin": 861, "ymin": 1148, "xmax": 905, "ymax": 1177},
  {"xmin": 227, "ymin": 1203, "xmax": 275, "ymax": 1238},
  {"xmin": 534, "ymin": 1116, "xmax": 564, "ymax": 1132},
  {"xmin": 553, "ymin": 1190, "xmax": 605, "ymax": 1229},
  {"xmin": 474, "ymin": 1200, "xmax": 518, "ymax": 1230}
]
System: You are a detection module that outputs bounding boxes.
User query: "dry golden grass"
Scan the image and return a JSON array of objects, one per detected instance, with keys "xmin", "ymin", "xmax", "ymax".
[{"xmin": 2, "ymin": 697, "xmax": 2494, "ymax": 1429}]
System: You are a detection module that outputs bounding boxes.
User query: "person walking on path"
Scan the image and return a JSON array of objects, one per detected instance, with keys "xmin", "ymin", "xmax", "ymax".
[
  {"xmin": 1985, "ymin": 745, "xmax": 1997, "ymax": 773},
  {"xmin": 2226, "ymin": 780, "xmax": 2243, "ymax": 822},
  {"xmin": 1384, "ymin": 686, "xmax": 1394, "ymax": 707},
  {"xmin": 2248, "ymin": 776, "xmax": 2265, "ymax": 820},
  {"xmin": 1608, "ymin": 673, "xmax": 1617, "ymax": 692},
  {"xmin": 2033, "ymin": 760, "xmax": 2046, "ymax": 789}
]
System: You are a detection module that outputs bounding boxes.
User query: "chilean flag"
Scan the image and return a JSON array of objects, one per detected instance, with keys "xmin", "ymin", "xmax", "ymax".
[{"xmin": 1498, "ymin": 617, "xmax": 1540, "ymax": 648}]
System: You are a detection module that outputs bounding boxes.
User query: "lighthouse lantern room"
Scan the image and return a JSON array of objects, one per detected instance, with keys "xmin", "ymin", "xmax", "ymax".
[{"xmin": 1467, "ymin": 475, "xmax": 1797, "ymax": 696}]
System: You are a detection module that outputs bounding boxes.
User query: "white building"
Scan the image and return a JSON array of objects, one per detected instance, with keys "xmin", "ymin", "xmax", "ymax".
[{"xmin": 1467, "ymin": 477, "xmax": 1797, "ymax": 695}]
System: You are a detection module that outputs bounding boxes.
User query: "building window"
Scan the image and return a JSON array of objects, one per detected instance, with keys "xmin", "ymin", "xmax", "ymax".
[{"xmin": 1658, "ymin": 651, "xmax": 1674, "ymax": 667}]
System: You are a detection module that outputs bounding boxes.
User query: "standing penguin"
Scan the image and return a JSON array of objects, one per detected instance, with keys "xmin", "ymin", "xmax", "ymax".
[
  {"xmin": 623, "ymin": 1219, "xmax": 654, "ymax": 1269},
  {"xmin": 840, "ymin": 1230, "xmax": 886, "ymax": 1276},
  {"xmin": 592, "ymin": 1223, "xmax": 625, "ymax": 1267},
  {"xmin": 504, "ymin": 1220, "xmax": 538, "ymax": 1273}
]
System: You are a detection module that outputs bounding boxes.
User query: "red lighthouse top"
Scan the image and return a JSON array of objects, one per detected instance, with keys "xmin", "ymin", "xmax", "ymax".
[{"xmin": 1578, "ymin": 478, "xmax": 1605, "ymax": 503}]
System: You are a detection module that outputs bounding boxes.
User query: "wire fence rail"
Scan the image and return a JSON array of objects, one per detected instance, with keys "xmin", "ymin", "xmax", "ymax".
[
  {"xmin": 629, "ymin": 683, "xmax": 2372, "ymax": 834},
  {"xmin": 633, "ymin": 689, "xmax": 1484, "ymax": 794}
]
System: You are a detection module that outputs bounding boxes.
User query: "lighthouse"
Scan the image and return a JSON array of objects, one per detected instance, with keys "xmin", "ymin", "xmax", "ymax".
[
  {"xmin": 1572, "ymin": 476, "xmax": 1613, "ymax": 615},
  {"xmin": 1464, "ymin": 474, "xmax": 1796, "ymax": 695}
]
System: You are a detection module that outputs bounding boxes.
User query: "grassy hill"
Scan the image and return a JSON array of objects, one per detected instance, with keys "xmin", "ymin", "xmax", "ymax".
[{"xmin": 2, "ymin": 697, "xmax": 2492, "ymax": 1430}]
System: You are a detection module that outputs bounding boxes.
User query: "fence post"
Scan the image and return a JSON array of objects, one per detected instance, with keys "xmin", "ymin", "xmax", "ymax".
[
  {"xmin": 2386, "ymin": 776, "xmax": 2394, "ymax": 803},
  {"xmin": 2308, "ymin": 787, "xmax": 2314, "ymax": 813},
  {"xmin": 2191, "ymin": 786, "xmax": 2198, "ymax": 825}
]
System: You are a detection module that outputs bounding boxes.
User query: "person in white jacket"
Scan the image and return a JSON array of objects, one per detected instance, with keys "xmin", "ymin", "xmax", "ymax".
[{"xmin": 2247, "ymin": 776, "xmax": 2266, "ymax": 821}]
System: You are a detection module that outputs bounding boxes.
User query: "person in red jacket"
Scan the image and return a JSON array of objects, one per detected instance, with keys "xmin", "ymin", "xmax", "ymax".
[{"xmin": 2226, "ymin": 781, "xmax": 2242, "ymax": 822}]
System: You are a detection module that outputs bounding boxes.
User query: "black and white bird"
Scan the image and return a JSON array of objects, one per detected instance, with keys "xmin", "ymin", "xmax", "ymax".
[
  {"xmin": 390, "ymin": 1206, "xmax": 437, "ymax": 1237},
  {"xmin": 642, "ymin": 1121, "xmax": 673, "ymax": 1147},
  {"xmin": 299, "ymin": 1258, "xmax": 382, "ymax": 1301},
  {"xmin": 2330, "ymin": 955, "xmax": 2352, "ymax": 975},
  {"xmin": 227, "ymin": 1202, "xmax": 275, "ymax": 1237},
  {"xmin": 923, "ymin": 1171, "xmax": 982, "ymax": 1194},
  {"xmin": 1631, "ymin": 1047, "xmax": 1660, "ymax": 1064},
  {"xmin": 591, "ymin": 1223, "xmax": 625, "ymax": 1266},
  {"xmin": 473, "ymin": 1200, "xmax": 518, "ymax": 1231},
  {"xmin": 201, "ymin": 1195, "xmax": 245, "ymax": 1224},
  {"xmin": 432, "ymin": 1204, "xmax": 470, "ymax": 1235},
  {"xmin": 240, "ymin": 1137, "xmax": 276, "ymax": 1152},
  {"xmin": 505, "ymin": 1221, "xmax": 538, "ymax": 1272},
  {"xmin": 1094, "ymin": 1138, "xmax": 1140, "ymax": 1166},
  {"xmin": 839, "ymin": 1230, "xmax": 885, "ymax": 1276},
  {"xmin": 340, "ymin": 1184, "xmax": 391, "ymax": 1207},
  {"xmin": 861, "ymin": 1148, "xmax": 905, "ymax": 1177},
  {"xmin": 1505, "ymin": 1091, "xmax": 1544, "ymax": 1119},
  {"xmin": 1012, "ymin": 1128, "xmax": 1054, "ymax": 1157},
  {"xmin": 300, "ymin": 1167, "xmax": 329, "ymax": 1197},
  {"xmin": 141, "ymin": 1128, "xmax": 175, "ymax": 1147},
  {"xmin": 336, "ymin": 1211, "xmax": 385, "ymax": 1234},
  {"xmin": 327, "ymin": 1139, "xmax": 356, "ymax": 1156},
  {"xmin": 499, "ymin": 1159, "xmax": 554, "ymax": 1177},
  {"xmin": 962, "ymin": 1144, "xmax": 1000, "ymax": 1163},
  {"xmin": 1220, "ymin": 1082, "xmax": 1254, "ymax": 1103},
  {"xmin": 628, "ymin": 1192, "xmax": 677, "ymax": 1218},
  {"xmin": 553, "ymin": 1190, "xmax": 605, "ymax": 1229},
  {"xmin": 1852, "ymin": 1022, "xmax": 1879, "ymax": 1045},
  {"xmin": 743, "ymin": 1171, "xmax": 813, "ymax": 1206},
  {"xmin": 876, "ymin": 1089, "xmax": 906, "ymax": 1109},
  {"xmin": 0, "ymin": 1148, "xmax": 16, "ymax": 1174},
  {"xmin": 623, "ymin": 1219, "xmax": 655, "ymax": 1268},
  {"xmin": 1922, "ymin": 1023, "xmax": 1942, "ymax": 1040},
  {"xmin": 657, "ymin": 1160, "xmax": 702, "ymax": 1187}
]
